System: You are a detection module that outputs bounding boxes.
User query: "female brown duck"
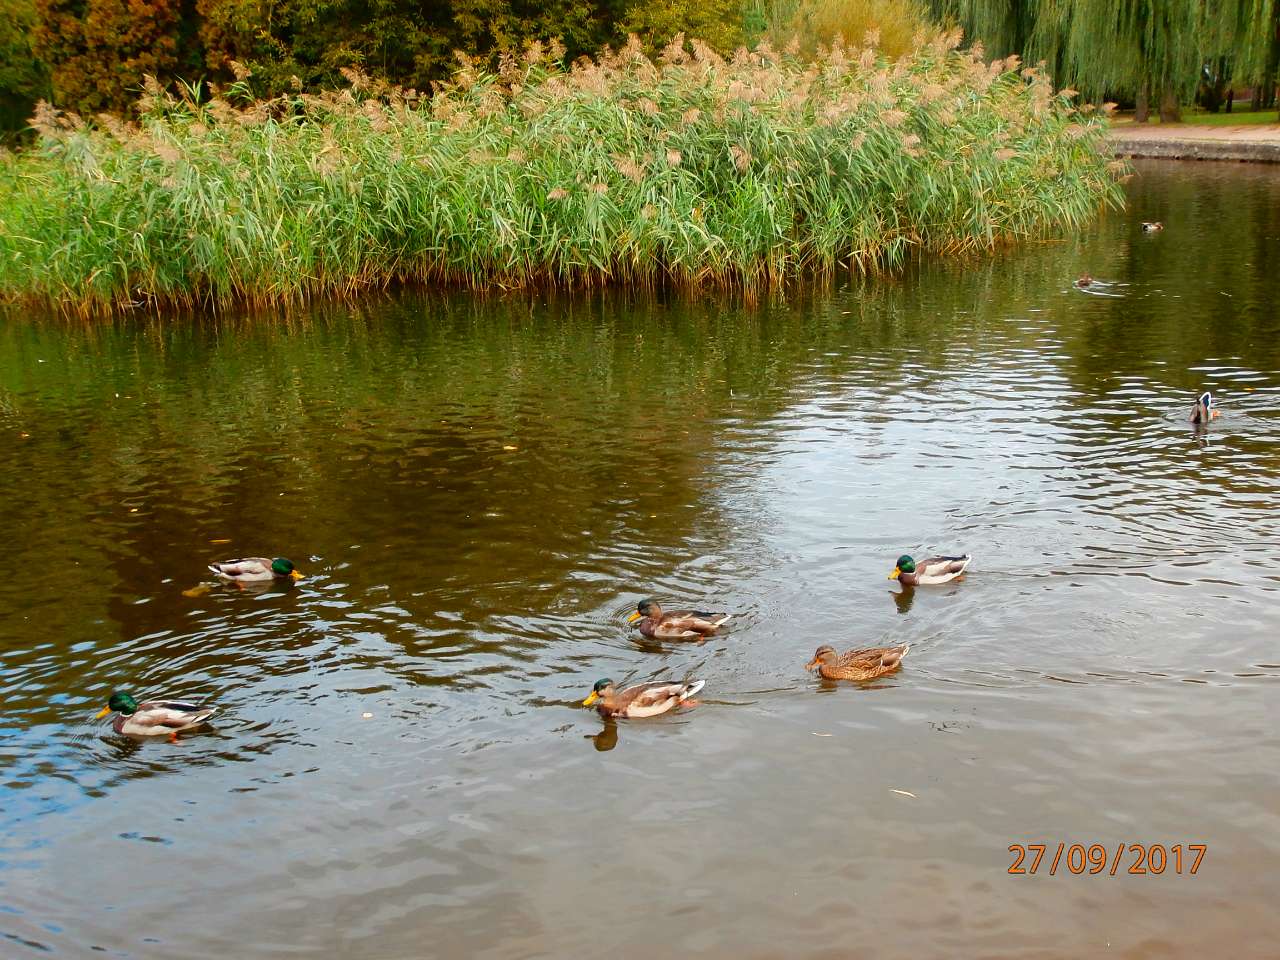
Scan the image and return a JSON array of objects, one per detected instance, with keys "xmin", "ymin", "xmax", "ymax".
[
  {"xmin": 1190, "ymin": 391, "xmax": 1219, "ymax": 425},
  {"xmin": 627, "ymin": 598, "xmax": 730, "ymax": 639},
  {"xmin": 806, "ymin": 644, "xmax": 909, "ymax": 682}
]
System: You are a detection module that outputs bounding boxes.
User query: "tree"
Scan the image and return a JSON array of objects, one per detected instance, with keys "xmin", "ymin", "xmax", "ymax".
[
  {"xmin": 0, "ymin": 0, "xmax": 50, "ymax": 134},
  {"xmin": 33, "ymin": 0, "xmax": 201, "ymax": 114},
  {"xmin": 932, "ymin": 0, "xmax": 1279, "ymax": 120}
]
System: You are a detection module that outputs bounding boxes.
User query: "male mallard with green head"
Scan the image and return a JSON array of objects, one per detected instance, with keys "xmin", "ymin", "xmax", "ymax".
[
  {"xmin": 94, "ymin": 691, "xmax": 217, "ymax": 740},
  {"xmin": 806, "ymin": 644, "xmax": 908, "ymax": 682},
  {"xmin": 888, "ymin": 554, "xmax": 970, "ymax": 586},
  {"xmin": 1190, "ymin": 390, "xmax": 1219, "ymax": 425},
  {"xmin": 627, "ymin": 599, "xmax": 730, "ymax": 639},
  {"xmin": 208, "ymin": 557, "xmax": 303, "ymax": 583},
  {"xmin": 582, "ymin": 678, "xmax": 705, "ymax": 718}
]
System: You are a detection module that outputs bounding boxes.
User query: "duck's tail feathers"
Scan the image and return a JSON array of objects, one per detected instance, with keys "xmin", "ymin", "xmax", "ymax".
[
  {"xmin": 680, "ymin": 680, "xmax": 706, "ymax": 700},
  {"xmin": 882, "ymin": 644, "xmax": 909, "ymax": 668},
  {"xmin": 710, "ymin": 614, "xmax": 732, "ymax": 627},
  {"xmin": 207, "ymin": 564, "xmax": 225, "ymax": 577}
]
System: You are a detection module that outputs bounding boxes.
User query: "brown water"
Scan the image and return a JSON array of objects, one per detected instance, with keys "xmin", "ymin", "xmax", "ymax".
[{"xmin": 1, "ymin": 160, "xmax": 1278, "ymax": 958}]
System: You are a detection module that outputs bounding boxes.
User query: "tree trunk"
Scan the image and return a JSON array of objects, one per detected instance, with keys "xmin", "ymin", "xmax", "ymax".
[
  {"xmin": 1134, "ymin": 83, "xmax": 1150, "ymax": 123},
  {"xmin": 1159, "ymin": 85, "xmax": 1181, "ymax": 123}
]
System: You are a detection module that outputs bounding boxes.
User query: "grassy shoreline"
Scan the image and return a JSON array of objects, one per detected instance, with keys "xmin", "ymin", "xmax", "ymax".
[{"xmin": 0, "ymin": 35, "xmax": 1126, "ymax": 315}]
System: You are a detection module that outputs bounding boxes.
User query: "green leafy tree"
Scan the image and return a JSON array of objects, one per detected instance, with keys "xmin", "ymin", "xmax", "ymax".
[
  {"xmin": 932, "ymin": 0, "xmax": 1279, "ymax": 120},
  {"xmin": 0, "ymin": 0, "xmax": 50, "ymax": 134}
]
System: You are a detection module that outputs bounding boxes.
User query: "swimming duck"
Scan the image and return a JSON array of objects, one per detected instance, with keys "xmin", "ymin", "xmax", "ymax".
[
  {"xmin": 627, "ymin": 599, "xmax": 730, "ymax": 639},
  {"xmin": 888, "ymin": 554, "xmax": 970, "ymax": 586},
  {"xmin": 1190, "ymin": 390, "xmax": 1219, "ymax": 425},
  {"xmin": 1075, "ymin": 274, "xmax": 1094, "ymax": 288},
  {"xmin": 94, "ymin": 691, "xmax": 217, "ymax": 740},
  {"xmin": 582, "ymin": 678, "xmax": 705, "ymax": 718},
  {"xmin": 806, "ymin": 644, "xmax": 909, "ymax": 681},
  {"xmin": 1141, "ymin": 221, "xmax": 1164, "ymax": 232},
  {"xmin": 208, "ymin": 557, "xmax": 303, "ymax": 582}
]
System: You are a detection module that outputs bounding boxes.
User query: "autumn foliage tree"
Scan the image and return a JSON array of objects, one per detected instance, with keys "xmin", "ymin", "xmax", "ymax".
[{"xmin": 33, "ymin": 0, "xmax": 200, "ymax": 114}]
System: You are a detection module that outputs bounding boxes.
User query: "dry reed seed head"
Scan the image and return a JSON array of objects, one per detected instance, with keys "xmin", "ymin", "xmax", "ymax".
[
  {"xmin": 863, "ymin": 27, "xmax": 881, "ymax": 48},
  {"xmin": 666, "ymin": 149, "xmax": 682, "ymax": 167},
  {"xmin": 613, "ymin": 155, "xmax": 646, "ymax": 182},
  {"xmin": 508, "ymin": 148, "xmax": 526, "ymax": 164},
  {"xmin": 881, "ymin": 109, "xmax": 908, "ymax": 127},
  {"xmin": 638, "ymin": 98, "xmax": 659, "ymax": 116},
  {"xmin": 729, "ymin": 144, "xmax": 751, "ymax": 172},
  {"xmin": 919, "ymin": 82, "xmax": 947, "ymax": 104},
  {"xmin": 548, "ymin": 38, "xmax": 566, "ymax": 62},
  {"xmin": 660, "ymin": 33, "xmax": 689, "ymax": 66},
  {"xmin": 850, "ymin": 132, "xmax": 866, "ymax": 151},
  {"xmin": 546, "ymin": 187, "xmax": 570, "ymax": 200},
  {"xmin": 589, "ymin": 182, "xmax": 608, "ymax": 195},
  {"xmin": 152, "ymin": 141, "xmax": 181, "ymax": 164},
  {"xmin": 681, "ymin": 107, "xmax": 701, "ymax": 126},
  {"xmin": 994, "ymin": 148, "xmax": 1017, "ymax": 161}
]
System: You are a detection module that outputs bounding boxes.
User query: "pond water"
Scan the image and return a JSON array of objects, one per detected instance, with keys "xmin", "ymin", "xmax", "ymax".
[{"xmin": 1, "ymin": 160, "xmax": 1278, "ymax": 958}]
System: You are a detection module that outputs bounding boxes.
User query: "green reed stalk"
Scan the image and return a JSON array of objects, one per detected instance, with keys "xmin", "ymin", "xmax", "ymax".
[{"xmin": 0, "ymin": 35, "xmax": 1126, "ymax": 315}]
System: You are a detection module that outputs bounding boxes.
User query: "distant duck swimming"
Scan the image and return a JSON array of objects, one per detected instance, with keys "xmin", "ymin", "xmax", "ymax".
[
  {"xmin": 582, "ymin": 678, "xmax": 706, "ymax": 718},
  {"xmin": 1141, "ymin": 221, "xmax": 1164, "ymax": 232},
  {"xmin": 208, "ymin": 557, "xmax": 303, "ymax": 583},
  {"xmin": 1075, "ymin": 274, "xmax": 1094, "ymax": 288},
  {"xmin": 95, "ymin": 691, "xmax": 217, "ymax": 740},
  {"xmin": 1190, "ymin": 390, "xmax": 1220, "ymax": 425},
  {"xmin": 888, "ymin": 554, "xmax": 971, "ymax": 586},
  {"xmin": 806, "ymin": 643, "xmax": 909, "ymax": 682},
  {"xmin": 627, "ymin": 598, "xmax": 730, "ymax": 639}
]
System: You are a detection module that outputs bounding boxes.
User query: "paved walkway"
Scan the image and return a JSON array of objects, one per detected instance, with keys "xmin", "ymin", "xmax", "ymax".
[{"xmin": 1108, "ymin": 122, "xmax": 1280, "ymax": 162}]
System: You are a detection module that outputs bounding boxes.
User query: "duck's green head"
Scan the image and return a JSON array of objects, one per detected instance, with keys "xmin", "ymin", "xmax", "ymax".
[
  {"xmin": 582, "ymin": 678, "xmax": 614, "ymax": 707},
  {"xmin": 889, "ymin": 555, "xmax": 916, "ymax": 580},
  {"xmin": 95, "ymin": 691, "xmax": 138, "ymax": 719},
  {"xmin": 271, "ymin": 558, "xmax": 303, "ymax": 580}
]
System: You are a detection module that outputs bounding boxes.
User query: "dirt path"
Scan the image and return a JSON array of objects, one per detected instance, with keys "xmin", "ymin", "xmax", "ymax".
[{"xmin": 1108, "ymin": 122, "xmax": 1280, "ymax": 162}]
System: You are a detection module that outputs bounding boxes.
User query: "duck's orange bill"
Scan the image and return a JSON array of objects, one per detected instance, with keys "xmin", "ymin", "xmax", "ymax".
[
  {"xmin": 626, "ymin": 612, "xmax": 642, "ymax": 623},
  {"xmin": 94, "ymin": 706, "xmax": 111, "ymax": 719},
  {"xmin": 582, "ymin": 691, "xmax": 600, "ymax": 707},
  {"xmin": 804, "ymin": 659, "xmax": 820, "ymax": 671},
  {"xmin": 290, "ymin": 570, "xmax": 304, "ymax": 580},
  {"xmin": 888, "ymin": 567, "xmax": 901, "ymax": 580}
]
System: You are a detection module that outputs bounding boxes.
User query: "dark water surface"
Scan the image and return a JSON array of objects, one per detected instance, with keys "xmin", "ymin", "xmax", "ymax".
[{"xmin": 2, "ymin": 161, "xmax": 1278, "ymax": 958}]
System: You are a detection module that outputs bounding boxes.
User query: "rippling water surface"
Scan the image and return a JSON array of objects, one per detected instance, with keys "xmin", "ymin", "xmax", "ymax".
[{"xmin": 2, "ymin": 161, "xmax": 1279, "ymax": 958}]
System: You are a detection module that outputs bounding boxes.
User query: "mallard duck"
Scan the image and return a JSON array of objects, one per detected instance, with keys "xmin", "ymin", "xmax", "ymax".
[
  {"xmin": 806, "ymin": 643, "xmax": 909, "ymax": 681},
  {"xmin": 1141, "ymin": 221, "xmax": 1164, "ymax": 232},
  {"xmin": 1075, "ymin": 274, "xmax": 1094, "ymax": 288},
  {"xmin": 889, "ymin": 554, "xmax": 970, "ymax": 586},
  {"xmin": 1190, "ymin": 390, "xmax": 1220, "ymax": 425},
  {"xmin": 94, "ymin": 691, "xmax": 217, "ymax": 739},
  {"xmin": 627, "ymin": 599, "xmax": 730, "ymax": 639},
  {"xmin": 208, "ymin": 557, "xmax": 302, "ymax": 582},
  {"xmin": 582, "ymin": 678, "xmax": 705, "ymax": 718}
]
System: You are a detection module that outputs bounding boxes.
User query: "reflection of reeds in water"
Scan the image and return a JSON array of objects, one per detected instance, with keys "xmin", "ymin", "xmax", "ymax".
[{"xmin": 0, "ymin": 34, "xmax": 1124, "ymax": 315}]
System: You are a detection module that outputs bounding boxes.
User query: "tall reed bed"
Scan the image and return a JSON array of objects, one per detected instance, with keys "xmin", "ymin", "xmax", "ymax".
[{"xmin": 0, "ymin": 33, "xmax": 1126, "ymax": 314}]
